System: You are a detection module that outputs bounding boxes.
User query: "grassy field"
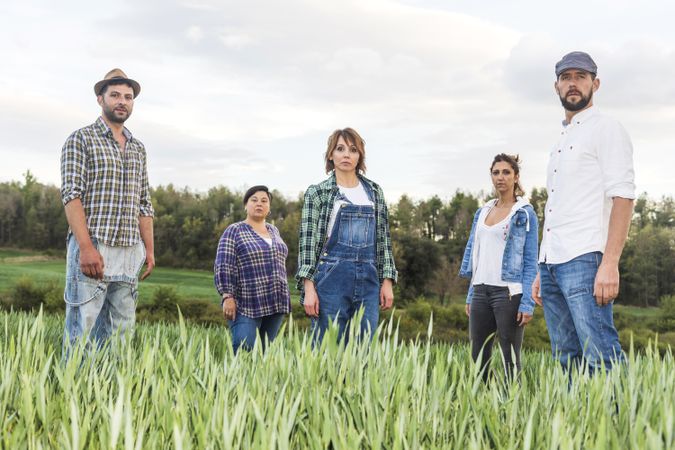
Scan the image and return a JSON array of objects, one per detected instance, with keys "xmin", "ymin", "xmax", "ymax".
[
  {"xmin": 0, "ymin": 248, "xmax": 219, "ymax": 304},
  {"xmin": 0, "ymin": 309, "xmax": 673, "ymax": 449}
]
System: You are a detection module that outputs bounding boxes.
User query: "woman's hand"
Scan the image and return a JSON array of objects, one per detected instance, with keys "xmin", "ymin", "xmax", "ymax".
[
  {"xmin": 380, "ymin": 279, "xmax": 394, "ymax": 310},
  {"xmin": 303, "ymin": 279, "xmax": 320, "ymax": 317},
  {"xmin": 517, "ymin": 312, "xmax": 532, "ymax": 326},
  {"xmin": 222, "ymin": 296, "xmax": 236, "ymax": 321}
]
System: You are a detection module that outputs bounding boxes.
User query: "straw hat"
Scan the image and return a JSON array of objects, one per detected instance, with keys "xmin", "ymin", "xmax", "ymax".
[{"xmin": 93, "ymin": 68, "xmax": 141, "ymax": 98}]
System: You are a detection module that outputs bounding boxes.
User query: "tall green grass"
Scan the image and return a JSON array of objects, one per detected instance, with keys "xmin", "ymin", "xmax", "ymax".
[{"xmin": 0, "ymin": 310, "xmax": 673, "ymax": 449}]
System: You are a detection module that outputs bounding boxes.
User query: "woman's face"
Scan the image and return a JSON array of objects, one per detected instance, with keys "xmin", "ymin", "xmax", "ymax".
[
  {"xmin": 490, "ymin": 161, "xmax": 518, "ymax": 198},
  {"xmin": 330, "ymin": 136, "xmax": 360, "ymax": 174},
  {"xmin": 245, "ymin": 191, "xmax": 270, "ymax": 220}
]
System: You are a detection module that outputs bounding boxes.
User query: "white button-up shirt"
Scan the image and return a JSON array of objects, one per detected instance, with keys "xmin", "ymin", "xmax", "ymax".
[{"xmin": 539, "ymin": 106, "xmax": 635, "ymax": 264}]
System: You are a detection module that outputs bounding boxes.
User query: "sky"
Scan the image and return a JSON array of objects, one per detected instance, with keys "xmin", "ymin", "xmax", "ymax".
[{"xmin": 1, "ymin": 0, "xmax": 673, "ymax": 202}]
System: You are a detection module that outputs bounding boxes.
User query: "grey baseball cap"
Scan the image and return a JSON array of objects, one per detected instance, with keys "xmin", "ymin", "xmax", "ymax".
[{"xmin": 555, "ymin": 51, "xmax": 597, "ymax": 77}]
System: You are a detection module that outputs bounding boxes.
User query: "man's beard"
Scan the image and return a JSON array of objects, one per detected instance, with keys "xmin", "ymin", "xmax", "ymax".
[
  {"xmin": 102, "ymin": 104, "xmax": 130, "ymax": 124},
  {"xmin": 559, "ymin": 89, "xmax": 593, "ymax": 112}
]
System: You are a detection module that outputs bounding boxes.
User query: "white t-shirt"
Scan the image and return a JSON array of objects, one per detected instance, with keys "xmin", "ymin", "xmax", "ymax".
[
  {"xmin": 327, "ymin": 182, "xmax": 374, "ymax": 237},
  {"xmin": 472, "ymin": 205, "xmax": 522, "ymax": 295},
  {"xmin": 262, "ymin": 237, "xmax": 272, "ymax": 246}
]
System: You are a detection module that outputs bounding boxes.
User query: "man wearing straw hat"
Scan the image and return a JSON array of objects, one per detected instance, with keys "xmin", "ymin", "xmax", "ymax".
[
  {"xmin": 60, "ymin": 68, "xmax": 154, "ymax": 350},
  {"xmin": 532, "ymin": 52, "xmax": 635, "ymax": 373}
]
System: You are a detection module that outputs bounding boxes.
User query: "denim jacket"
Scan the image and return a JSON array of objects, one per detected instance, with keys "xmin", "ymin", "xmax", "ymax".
[{"xmin": 458, "ymin": 198, "xmax": 539, "ymax": 314}]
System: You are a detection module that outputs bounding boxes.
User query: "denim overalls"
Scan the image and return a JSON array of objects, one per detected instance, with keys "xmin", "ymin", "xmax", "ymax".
[{"xmin": 312, "ymin": 185, "xmax": 380, "ymax": 343}]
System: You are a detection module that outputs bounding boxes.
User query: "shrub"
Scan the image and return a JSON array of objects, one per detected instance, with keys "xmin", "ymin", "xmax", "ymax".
[{"xmin": 1, "ymin": 277, "xmax": 63, "ymax": 313}]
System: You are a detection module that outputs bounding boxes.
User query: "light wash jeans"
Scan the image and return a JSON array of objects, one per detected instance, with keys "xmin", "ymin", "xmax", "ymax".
[
  {"xmin": 540, "ymin": 252, "xmax": 625, "ymax": 372},
  {"xmin": 63, "ymin": 235, "xmax": 145, "ymax": 351}
]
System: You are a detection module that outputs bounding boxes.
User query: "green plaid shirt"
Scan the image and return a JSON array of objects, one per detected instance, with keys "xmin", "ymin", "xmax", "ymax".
[
  {"xmin": 296, "ymin": 172, "xmax": 397, "ymax": 293},
  {"xmin": 60, "ymin": 117, "xmax": 154, "ymax": 247}
]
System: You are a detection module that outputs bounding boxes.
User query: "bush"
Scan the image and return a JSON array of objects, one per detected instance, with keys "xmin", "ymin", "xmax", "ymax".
[
  {"xmin": 1, "ymin": 277, "xmax": 63, "ymax": 313},
  {"xmin": 137, "ymin": 286, "xmax": 225, "ymax": 326}
]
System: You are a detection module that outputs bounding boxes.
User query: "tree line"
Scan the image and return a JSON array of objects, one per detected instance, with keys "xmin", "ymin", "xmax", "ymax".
[{"xmin": 1, "ymin": 171, "xmax": 672, "ymax": 307}]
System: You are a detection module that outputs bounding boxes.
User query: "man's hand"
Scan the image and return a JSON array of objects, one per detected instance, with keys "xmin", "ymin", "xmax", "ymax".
[
  {"xmin": 594, "ymin": 262, "xmax": 619, "ymax": 306},
  {"xmin": 222, "ymin": 297, "xmax": 236, "ymax": 321},
  {"xmin": 79, "ymin": 244, "xmax": 104, "ymax": 280},
  {"xmin": 380, "ymin": 279, "xmax": 394, "ymax": 310},
  {"xmin": 140, "ymin": 251, "xmax": 155, "ymax": 281},
  {"xmin": 303, "ymin": 279, "xmax": 320, "ymax": 317},
  {"xmin": 465, "ymin": 304, "xmax": 470, "ymax": 317},
  {"xmin": 532, "ymin": 273, "xmax": 542, "ymax": 306}
]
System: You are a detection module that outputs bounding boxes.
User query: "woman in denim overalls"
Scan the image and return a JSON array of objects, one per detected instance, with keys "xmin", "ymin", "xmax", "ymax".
[
  {"xmin": 459, "ymin": 154, "xmax": 539, "ymax": 381},
  {"xmin": 296, "ymin": 128, "xmax": 398, "ymax": 344}
]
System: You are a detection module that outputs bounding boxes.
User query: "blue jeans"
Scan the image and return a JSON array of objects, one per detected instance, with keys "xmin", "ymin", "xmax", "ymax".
[
  {"xmin": 63, "ymin": 235, "xmax": 144, "ymax": 351},
  {"xmin": 229, "ymin": 313, "xmax": 284, "ymax": 353},
  {"xmin": 540, "ymin": 252, "xmax": 624, "ymax": 372}
]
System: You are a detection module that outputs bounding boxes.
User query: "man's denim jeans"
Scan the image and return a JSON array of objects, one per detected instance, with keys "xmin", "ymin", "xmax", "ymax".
[
  {"xmin": 63, "ymin": 235, "xmax": 144, "ymax": 350},
  {"xmin": 540, "ymin": 252, "xmax": 624, "ymax": 372},
  {"xmin": 228, "ymin": 313, "xmax": 284, "ymax": 353}
]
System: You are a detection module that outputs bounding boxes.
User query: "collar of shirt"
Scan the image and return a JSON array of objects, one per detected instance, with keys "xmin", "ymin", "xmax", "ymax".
[
  {"xmin": 94, "ymin": 116, "xmax": 134, "ymax": 142},
  {"xmin": 562, "ymin": 105, "xmax": 597, "ymax": 128}
]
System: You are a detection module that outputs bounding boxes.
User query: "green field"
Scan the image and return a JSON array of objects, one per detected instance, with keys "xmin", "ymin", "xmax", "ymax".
[
  {"xmin": 0, "ymin": 309, "xmax": 673, "ymax": 449},
  {"xmin": 0, "ymin": 249, "xmax": 219, "ymax": 304},
  {"xmin": 0, "ymin": 248, "xmax": 672, "ymax": 353}
]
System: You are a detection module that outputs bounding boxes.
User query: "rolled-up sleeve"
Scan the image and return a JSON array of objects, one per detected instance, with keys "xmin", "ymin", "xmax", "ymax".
[
  {"xmin": 60, "ymin": 131, "xmax": 87, "ymax": 205},
  {"xmin": 214, "ymin": 226, "xmax": 238, "ymax": 298},
  {"xmin": 138, "ymin": 146, "xmax": 154, "ymax": 217},
  {"xmin": 598, "ymin": 119, "xmax": 636, "ymax": 200}
]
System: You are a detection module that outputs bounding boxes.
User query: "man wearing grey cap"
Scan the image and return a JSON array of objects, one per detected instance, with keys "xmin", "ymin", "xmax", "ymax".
[
  {"xmin": 531, "ymin": 51, "xmax": 635, "ymax": 373},
  {"xmin": 60, "ymin": 69, "xmax": 155, "ymax": 352}
]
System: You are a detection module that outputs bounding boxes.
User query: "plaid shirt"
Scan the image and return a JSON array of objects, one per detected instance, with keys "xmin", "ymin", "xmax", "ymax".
[
  {"xmin": 214, "ymin": 222, "xmax": 291, "ymax": 318},
  {"xmin": 296, "ymin": 172, "xmax": 397, "ymax": 293},
  {"xmin": 60, "ymin": 117, "xmax": 154, "ymax": 247}
]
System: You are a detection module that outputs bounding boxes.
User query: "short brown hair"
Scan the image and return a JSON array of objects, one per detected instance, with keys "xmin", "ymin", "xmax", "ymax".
[
  {"xmin": 324, "ymin": 128, "xmax": 367, "ymax": 174},
  {"xmin": 491, "ymin": 153, "xmax": 525, "ymax": 198}
]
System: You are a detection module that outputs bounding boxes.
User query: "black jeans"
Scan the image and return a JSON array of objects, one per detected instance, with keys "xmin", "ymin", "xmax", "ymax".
[{"xmin": 469, "ymin": 284, "xmax": 524, "ymax": 382}]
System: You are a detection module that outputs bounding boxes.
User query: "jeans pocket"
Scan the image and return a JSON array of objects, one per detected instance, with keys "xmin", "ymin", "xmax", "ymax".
[
  {"xmin": 337, "ymin": 215, "xmax": 373, "ymax": 248},
  {"xmin": 315, "ymin": 260, "xmax": 340, "ymax": 289}
]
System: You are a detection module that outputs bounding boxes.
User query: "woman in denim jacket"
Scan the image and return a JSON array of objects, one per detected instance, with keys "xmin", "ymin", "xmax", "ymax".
[{"xmin": 459, "ymin": 154, "xmax": 539, "ymax": 381}]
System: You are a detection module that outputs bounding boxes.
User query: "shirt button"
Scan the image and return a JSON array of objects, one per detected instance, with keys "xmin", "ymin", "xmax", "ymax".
[
  {"xmin": 554, "ymin": 169, "xmax": 557, "ymax": 173},
  {"xmin": 549, "ymin": 209, "xmax": 552, "ymax": 212},
  {"xmin": 551, "ymin": 189, "xmax": 555, "ymax": 193},
  {"xmin": 323, "ymin": 252, "xmax": 328, "ymax": 256},
  {"xmin": 558, "ymin": 149, "xmax": 561, "ymax": 153},
  {"xmin": 547, "ymin": 228, "xmax": 551, "ymax": 232},
  {"xmin": 319, "ymin": 261, "xmax": 324, "ymax": 265},
  {"xmin": 569, "ymin": 145, "xmax": 573, "ymax": 149}
]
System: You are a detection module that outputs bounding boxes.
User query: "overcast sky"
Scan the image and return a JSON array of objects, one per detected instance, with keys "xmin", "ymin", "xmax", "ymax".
[{"xmin": 1, "ymin": 0, "xmax": 673, "ymax": 202}]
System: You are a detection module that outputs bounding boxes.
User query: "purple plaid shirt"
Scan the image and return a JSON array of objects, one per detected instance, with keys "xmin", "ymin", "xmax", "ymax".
[{"xmin": 214, "ymin": 222, "xmax": 291, "ymax": 318}]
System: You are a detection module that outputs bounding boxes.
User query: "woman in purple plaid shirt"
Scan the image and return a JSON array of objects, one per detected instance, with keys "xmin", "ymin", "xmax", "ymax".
[{"xmin": 214, "ymin": 186, "xmax": 291, "ymax": 353}]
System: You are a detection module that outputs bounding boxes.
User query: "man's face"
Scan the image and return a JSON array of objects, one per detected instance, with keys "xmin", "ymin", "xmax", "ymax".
[
  {"xmin": 554, "ymin": 69, "xmax": 599, "ymax": 112},
  {"xmin": 97, "ymin": 83, "xmax": 134, "ymax": 124}
]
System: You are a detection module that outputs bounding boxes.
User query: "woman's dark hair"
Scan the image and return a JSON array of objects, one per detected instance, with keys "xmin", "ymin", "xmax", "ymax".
[
  {"xmin": 243, "ymin": 185, "xmax": 272, "ymax": 205},
  {"xmin": 491, "ymin": 154, "xmax": 525, "ymax": 198}
]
